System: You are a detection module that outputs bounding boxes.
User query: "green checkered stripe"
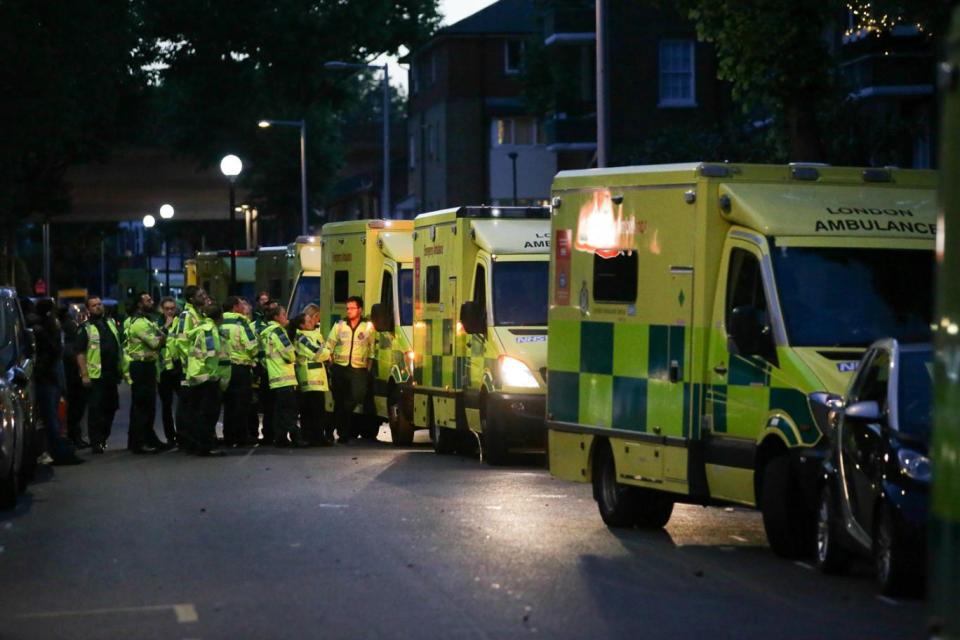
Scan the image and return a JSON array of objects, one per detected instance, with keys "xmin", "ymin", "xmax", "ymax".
[
  {"xmin": 547, "ymin": 320, "xmax": 819, "ymax": 445},
  {"xmin": 414, "ymin": 318, "xmax": 456, "ymax": 388},
  {"xmin": 376, "ymin": 330, "xmax": 410, "ymax": 382}
]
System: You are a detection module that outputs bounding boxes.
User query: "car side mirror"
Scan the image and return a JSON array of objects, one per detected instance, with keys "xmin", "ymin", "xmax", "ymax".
[
  {"xmin": 460, "ymin": 301, "xmax": 486, "ymax": 335},
  {"xmin": 843, "ymin": 400, "xmax": 882, "ymax": 422},
  {"xmin": 369, "ymin": 303, "xmax": 394, "ymax": 333}
]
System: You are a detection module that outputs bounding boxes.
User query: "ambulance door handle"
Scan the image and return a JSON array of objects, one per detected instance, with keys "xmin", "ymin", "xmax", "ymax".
[
  {"xmin": 713, "ymin": 364, "xmax": 728, "ymax": 376},
  {"xmin": 669, "ymin": 360, "xmax": 680, "ymax": 383}
]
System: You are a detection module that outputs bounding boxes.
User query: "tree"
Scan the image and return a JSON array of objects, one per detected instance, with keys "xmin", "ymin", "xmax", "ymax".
[{"xmin": 140, "ymin": 0, "xmax": 440, "ymax": 238}]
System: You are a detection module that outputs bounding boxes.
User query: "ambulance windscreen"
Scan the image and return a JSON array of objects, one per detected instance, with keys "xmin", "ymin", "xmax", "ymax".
[
  {"xmin": 770, "ymin": 246, "xmax": 933, "ymax": 348},
  {"xmin": 399, "ymin": 268, "xmax": 414, "ymax": 326},
  {"xmin": 493, "ymin": 261, "xmax": 548, "ymax": 326},
  {"xmin": 290, "ymin": 275, "xmax": 321, "ymax": 316}
]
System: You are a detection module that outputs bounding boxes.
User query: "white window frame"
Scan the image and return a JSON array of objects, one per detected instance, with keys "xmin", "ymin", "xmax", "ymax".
[
  {"xmin": 504, "ymin": 40, "xmax": 524, "ymax": 75},
  {"xmin": 658, "ymin": 39, "xmax": 696, "ymax": 108}
]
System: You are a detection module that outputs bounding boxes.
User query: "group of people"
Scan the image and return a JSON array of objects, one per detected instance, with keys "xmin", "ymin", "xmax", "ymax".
[{"xmin": 44, "ymin": 285, "xmax": 379, "ymax": 460}]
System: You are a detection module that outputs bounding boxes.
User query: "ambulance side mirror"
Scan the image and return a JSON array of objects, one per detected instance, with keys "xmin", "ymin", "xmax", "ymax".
[
  {"xmin": 460, "ymin": 301, "xmax": 486, "ymax": 335},
  {"xmin": 370, "ymin": 303, "xmax": 394, "ymax": 333},
  {"xmin": 727, "ymin": 306, "xmax": 766, "ymax": 357}
]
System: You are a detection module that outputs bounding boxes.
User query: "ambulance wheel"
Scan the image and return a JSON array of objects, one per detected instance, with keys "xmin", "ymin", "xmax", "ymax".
[
  {"xmin": 761, "ymin": 455, "xmax": 814, "ymax": 558},
  {"xmin": 481, "ymin": 410, "xmax": 509, "ymax": 466},
  {"xmin": 388, "ymin": 389, "xmax": 414, "ymax": 447},
  {"xmin": 432, "ymin": 424, "xmax": 457, "ymax": 455},
  {"xmin": 592, "ymin": 442, "xmax": 638, "ymax": 528},
  {"xmin": 633, "ymin": 489, "xmax": 674, "ymax": 529}
]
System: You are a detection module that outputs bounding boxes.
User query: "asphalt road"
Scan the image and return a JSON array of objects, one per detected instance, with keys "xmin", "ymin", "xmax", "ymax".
[{"xmin": 0, "ymin": 388, "xmax": 928, "ymax": 639}]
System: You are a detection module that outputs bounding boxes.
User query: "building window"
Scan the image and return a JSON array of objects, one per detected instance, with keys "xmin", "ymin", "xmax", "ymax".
[
  {"xmin": 659, "ymin": 40, "xmax": 696, "ymax": 107},
  {"xmin": 505, "ymin": 40, "xmax": 525, "ymax": 75},
  {"xmin": 491, "ymin": 117, "xmax": 538, "ymax": 146}
]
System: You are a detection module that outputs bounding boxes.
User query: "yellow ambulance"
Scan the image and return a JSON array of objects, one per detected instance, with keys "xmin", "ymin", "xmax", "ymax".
[
  {"xmin": 255, "ymin": 245, "xmax": 296, "ymax": 304},
  {"xmin": 406, "ymin": 206, "xmax": 551, "ymax": 464},
  {"xmin": 546, "ymin": 163, "xmax": 936, "ymax": 557},
  {"xmin": 319, "ymin": 219, "xmax": 415, "ymax": 443},
  {"xmin": 196, "ymin": 250, "xmax": 256, "ymax": 301}
]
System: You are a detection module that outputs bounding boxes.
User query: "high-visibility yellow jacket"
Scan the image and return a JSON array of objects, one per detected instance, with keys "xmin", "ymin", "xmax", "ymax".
[
  {"xmin": 125, "ymin": 315, "xmax": 163, "ymax": 362},
  {"xmin": 185, "ymin": 318, "xmax": 222, "ymax": 387},
  {"xmin": 326, "ymin": 319, "xmax": 376, "ymax": 369},
  {"xmin": 295, "ymin": 328, "xmax": 331, "ymax": 392},
  {"xmin": 261, "ymin": 321, "xmax": 297, "ymax": 389},
  {"xmin": 83, "ymin": 319, "xmax": 123, "ymax": 380},
  {"xmin": 174, "ymin": 303, "xmax": 202, "ymax": 365},
  {"xmin": 221, "ymin": 312, "xmax": 259, "ymax": 367}
]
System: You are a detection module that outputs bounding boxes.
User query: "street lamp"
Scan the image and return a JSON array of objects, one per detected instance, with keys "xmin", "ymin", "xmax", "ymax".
[
  {"xmin": 159, "ymin": 203, "xmax": 175, "ymax": 220},
  {"xmin": 324, "ymin": 60, "xmax": 391, "ymax": 218},
  {"xmin": 257, "ymin": 119, "xmax": 308, "ymax": 236},
  {"xmin": 157, "ymin": 204, "xmax": 175, "ymax": 295},
  {"xmin": 220, "ymin": 154, "xmax": 243, "ymax": 294},
  {"xmin": 142, "ymin": 214, "xmax": 156, "ymax": 298}
]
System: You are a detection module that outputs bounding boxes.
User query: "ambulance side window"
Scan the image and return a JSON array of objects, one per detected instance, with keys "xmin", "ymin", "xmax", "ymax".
[
  {"xmin": 334, "ymin": 270, "xmax": 349, "ymax": 303},
  {"xmin": 593, "ymin": 252, "xmax": 638, "ymax": 303},
  {"xmin": 473, "ymin": 265, "xmax": 486, "ymax": 306},
  {"xmin": 725, "ymin": 249, "xmax": 775, "ymax": 361},
  {"xmin": 426, "ymin": 265, "xmax": 440, "ymax": 303}
]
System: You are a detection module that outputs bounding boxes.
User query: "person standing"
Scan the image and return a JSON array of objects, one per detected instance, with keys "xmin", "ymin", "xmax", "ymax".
[
  {"xmin": 221, "ymin": 296, "xmax": 259, "ymax": 447},
  {"xmin": 60, "ymin": 304, "xmax": 89, "ymax": 448},
  {"xmin": 326, "ymin": 296, "xmax": 375, "ymax": 443},
  {"xmin": 31, "ymin": 299, "xmax": 83, "ymax": 465},
  {"xmin": 76, "ymin": 296, "xmax": 124, "ymax": 454},
  {"xmin": 173, "ymin": 286, "xmax": 206, "ymax": 451},
  {"xmin": 293, "ymin": 305, "xmax": 331, "ymax": 445},
  {"xmin": 254, "ymin": 298, "xmax": 279, "ymax": 444},
  {"xmin": 262, "ymin": 305, "xmax": 308, "ymax": 447},
  {"xmin": 124, "ymin": 292, "xmax": 167, "ymax": 454},
  {"xmin": 157, "ymin": 296, "xmax": 180, "ymax": 446},
  {"xmin": 184, "ymin": 302, "xmax": 226, "ymax": 457}
]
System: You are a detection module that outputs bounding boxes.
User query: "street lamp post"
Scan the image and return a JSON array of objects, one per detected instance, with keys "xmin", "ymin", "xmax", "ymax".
[
  {"xmin": 142, "ymin": 214, "xmax": 156, "ymax": 298},
  {"xmin": 159, "ymin": 204, "xmax": 175, "ymax": 295},
  {"xmin": 508, "ymin": 151, "xmax": 519, "ymax": 205},
  {"xmin": 258, "ymin": 119, "xmax": 308, "ymax": 236},
  {"xmin": 324, "ymin": 60, "xmax": 391, "ymax": 218},
  {"xmin": 220, "ymin": 155, "xmax": 243, "ymax": 294}
]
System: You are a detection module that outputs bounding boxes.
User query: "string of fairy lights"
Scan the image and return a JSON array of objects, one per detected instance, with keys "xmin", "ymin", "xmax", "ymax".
[{"xmin": 844, "ymin": 2, "xmax": 926, "ymax": 40}]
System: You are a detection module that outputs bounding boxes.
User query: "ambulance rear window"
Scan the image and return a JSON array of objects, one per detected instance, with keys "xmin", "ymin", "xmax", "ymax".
[{"xmin": 593, "ymin": 252, "xmax": 637, "ymax": 303}]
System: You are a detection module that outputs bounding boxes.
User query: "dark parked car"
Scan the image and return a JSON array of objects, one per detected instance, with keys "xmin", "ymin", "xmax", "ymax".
[
  {"xmin": 0, "ymin": 288, "xmax": 36, "ymax": 509},
  {"xmin": 815, "ymin": 339, "xmax": 931, "ymax": 596}
]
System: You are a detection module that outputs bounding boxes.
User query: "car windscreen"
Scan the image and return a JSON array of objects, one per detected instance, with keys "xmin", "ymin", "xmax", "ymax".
[
  {"xmin": 897, "ymin": 349, "xmax": 932, "ymax": 440},
  {"xmin": 399, "ymin": 268, "xmax": 413, "ymax": 326},
  {"xmin": 770, "ymin": 245, "xmax": 933, "ymax": 347},
  {"xmin": 492, "ymin": 261, "xmax": 548, "ymax": 327},
  {"xmin": 289, "ymin": 275, "xmax": 321, "ymax": 316}
]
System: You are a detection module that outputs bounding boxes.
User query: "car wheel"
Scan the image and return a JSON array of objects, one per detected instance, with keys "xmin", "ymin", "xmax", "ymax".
[
  {"xmin": 592, "ymin": 442, "xmax": 638, "ymax": 528},
  {"xmin": 481, "ymin": 408, "xmax": 509, "ymax": 466},
  {"xmin": 388, "ymin": 389, "xmax": 414, "ymax": 447},
  {"xmin": 875, "ymin": 505, "xmax": 921, "ymax": 597},
  {"xmin": 0, "ymin": 433, "xmax": 18, "ymax": 510},
  {"xmin": 815, "ymin": 484, "xmax": 849, "ymax": 574},
  {"xmin": 760, "ymin": 455, "xmax": 815, "ymax": 558}
]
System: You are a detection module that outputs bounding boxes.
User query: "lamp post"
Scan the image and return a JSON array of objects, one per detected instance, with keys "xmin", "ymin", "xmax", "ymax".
[
  {"xmin": 220, "ymin": 155, "xmax": 243, "ymax": 294},
  {"xmin": 142, "ymin": 214, "xmax": 156, "ymax": 298},
  {"xmin": 324, "ymin": 60, "xmax": 391, "ymax": 217},
  {"xmin": 159, "ymin": 204, "xmax": 175, "ymax": 295},
  {"xmin": 508, "ymin": 151, "xmax": 519, "ymax": 205},
  {"xmin": 258, "ymin": 119, "xmax": 307, "ymax": 236}
]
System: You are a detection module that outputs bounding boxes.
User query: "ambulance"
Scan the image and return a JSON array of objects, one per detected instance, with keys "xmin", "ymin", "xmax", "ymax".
[
  {"xmin": 255, "ymin": 245, "xmax": 295, "ymax": 304},
  {"xmin": 318, "ymin": 220, "xmax": 415, "ymax": 443},
  {"xmin": 405, "ymin": 206, "xmax": 550, "ymax": 464},
  {"xmin": 288, "ymin": 235, "xmax": 323, "ymax": 315},
  {"xmin": 546, "ymin": 163, "xmax": 936, "ymax": 557},
  {"xmin": 196, "ymin": 250, "xmax": 256, "ymax": 301}
]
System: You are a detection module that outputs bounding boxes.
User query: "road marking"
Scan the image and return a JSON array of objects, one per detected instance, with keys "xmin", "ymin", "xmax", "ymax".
[
  {"xmin": 20, "ymin": 603, "xmax": 199, "ymax": 624},
  {"xmin": 876, "ymin": 596, "xmax": 899, "ymax": 606},
  {"xmin": 530, "ymin": 494, "xmax": 566, "ymax": 499},
  {"xmin": 729, "ymin": 535, "xmax": 748, "ymax": 543},
  {"xmin": 317, "ymin": 504, "xmax": 349, "ymax": 509},
  {"xmin": 484, "ymin": 505, "xmax": 503, "ymax": 510},
  {"xmin": 793, "ymin": 561, "xmax": 814, "ymax": 571}
]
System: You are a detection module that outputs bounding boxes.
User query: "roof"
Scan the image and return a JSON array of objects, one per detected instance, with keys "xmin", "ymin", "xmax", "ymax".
[{"xmin": 440, "ymin": 0, "xmax": 537, "ymax": 36}]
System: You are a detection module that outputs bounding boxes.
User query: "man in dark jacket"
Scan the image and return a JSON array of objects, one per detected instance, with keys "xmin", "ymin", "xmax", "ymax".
[{"xmin": 60, "ymin": 304, "xmax": 89, "ymax": 448}]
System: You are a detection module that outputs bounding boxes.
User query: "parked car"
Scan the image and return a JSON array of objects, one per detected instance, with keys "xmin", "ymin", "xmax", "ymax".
[
  {"xmin": 1, "ymin": 287, "xmax": 36, "ymax": 509},
  {"xmin": 815, "ymin": 339, "xmax": 931, "ymax": 596}
]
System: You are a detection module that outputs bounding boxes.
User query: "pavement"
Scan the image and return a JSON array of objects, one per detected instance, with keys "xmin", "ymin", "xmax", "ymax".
[{"xmin": 0, "ymin": 387, "xmax": 929, "ymax": 639}]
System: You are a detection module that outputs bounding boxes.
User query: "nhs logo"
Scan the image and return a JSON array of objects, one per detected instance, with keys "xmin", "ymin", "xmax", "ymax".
[{"xmin": 837, "ymin": 361, "xmax": 860, "ymax": 373}]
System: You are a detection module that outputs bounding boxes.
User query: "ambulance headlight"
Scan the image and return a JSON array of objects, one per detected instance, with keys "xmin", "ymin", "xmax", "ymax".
[{"xmin": 499, "ymin": 356, "xmax": 538, "ymax": 388}]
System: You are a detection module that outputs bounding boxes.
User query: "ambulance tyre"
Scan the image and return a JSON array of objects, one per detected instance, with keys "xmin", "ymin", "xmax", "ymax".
[
  {"xmin": 593, "ymin": 442, "xmax": 639, "ymax": 528},
  {"xmin": 761, "ymin": 455, "xmax": 814, "ymax": 558},
  {"xmin": 432, "ymin": 424, "xmax": 457, "ymax": 455},
  {"xmin": 388, "ymin": 388, "xmax": 414, "ymax": 447},
  {"xmin": 481, "ymin": 405, "xmax": 509, "ymax": 466}
]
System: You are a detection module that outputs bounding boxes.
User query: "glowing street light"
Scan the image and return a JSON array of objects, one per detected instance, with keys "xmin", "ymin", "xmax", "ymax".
[
  {"xmin": 220, "ymin": 154, "xmax": 244, "ymax": 293},
  {"xmin": 142, "ymin": 214, "xmax": 156, "ymax": 228},
  {"xmin": 159, "ymin": 203, "xmax": 175, "ymax": 220}
]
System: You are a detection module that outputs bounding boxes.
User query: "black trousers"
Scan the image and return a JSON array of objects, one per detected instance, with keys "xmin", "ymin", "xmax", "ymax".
[
  {"xmin": 158, "ymin": 365, "xmax": 180, "ymax": 444},
  {"xmin": 128, "ymin": 361, "xmax": 161, "ymax": 450},
  {"xmin": 297, "ymin": 390, "xmax": 326, "ymax": 443},
  {"xmin": 86, "ymin": 378, "xmax": 119, "ymax": 447},
  {"xmin": 332, "ymin": 365, "xmax": 369, "ymax": 441},
  {"xmin": 223, "ymin": 364, "xmax": 254, "ymax": 445},
  {"xmin": 272, "ymin": 386, "xmax": 300, "ymax": 444},
  {"xmin": 191, "ymin": 380, "xmax": 221, "ymax": 452}
]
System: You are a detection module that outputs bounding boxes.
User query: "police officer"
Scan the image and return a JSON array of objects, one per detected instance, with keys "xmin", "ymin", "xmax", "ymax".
[
  {"xmin": 157, "ymin": 296, "xmax": 180, "ymax": 446},
  {"xmin": 262, "ymin": 305, "xmax": 309, "ymax": 447},
  {"xmin": 76, "ymin": 296, "xmax": 124, "ymax": 454},
  {"xmin": 124, "ymin": 292, "xmax": 168, "ymax": 453},
  {"xmin": 185, "ymin": 301, "xmax": 227, "ymax": 457},
  {"xmin": 173, "ymin": 285, "xmax": 206, "ymax": 451},
  {"xmin": 294, "ymin": 304, "xmax": 331, "ymax": 445},
  {"xmin": 326, "ymin": 296, "xmax": 375, "ymax": 443},
  {"xmin": 221, "ymin": 296, "xmax": 259, "ymax": 447},
  {"xmin": 254, "ymin": 298, "xmax": 279, "ymax": 444}
]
